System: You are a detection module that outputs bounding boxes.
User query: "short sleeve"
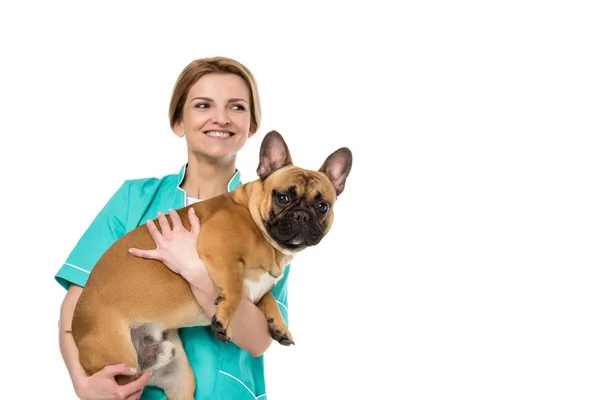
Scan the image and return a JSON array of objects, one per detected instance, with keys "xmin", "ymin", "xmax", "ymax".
[
  {"xmin": 54, "ymin": 181, "xmax": 130, "ymax": 290},
  {"xmin": 270, "ymin": 264, "xmax": 291, "ymax": 326}
]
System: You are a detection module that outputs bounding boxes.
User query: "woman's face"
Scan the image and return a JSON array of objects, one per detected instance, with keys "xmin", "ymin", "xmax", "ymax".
[{"xmin": 173, "ymin": 73, "xmax": 255, "ymax": 161}]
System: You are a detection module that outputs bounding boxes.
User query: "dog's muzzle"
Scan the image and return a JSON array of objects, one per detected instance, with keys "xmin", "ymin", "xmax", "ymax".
[{"xmin": 267, "ymin": 208, "xmax": 323, "ymax": 247}]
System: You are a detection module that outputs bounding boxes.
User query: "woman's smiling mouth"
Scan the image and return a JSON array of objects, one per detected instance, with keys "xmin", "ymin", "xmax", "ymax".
[{"xmin": 204, "ymin": 130, "xmax": 234, "ymax": 138}]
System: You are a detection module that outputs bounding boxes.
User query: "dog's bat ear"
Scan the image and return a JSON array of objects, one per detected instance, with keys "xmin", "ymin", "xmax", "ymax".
[
  {"xmin": 257, "ymin": 130, "xmax": 293, "ymax": 180},
  {"xmin": 319, "ymin": 147, "xmax": 352, "ymax": 196}
]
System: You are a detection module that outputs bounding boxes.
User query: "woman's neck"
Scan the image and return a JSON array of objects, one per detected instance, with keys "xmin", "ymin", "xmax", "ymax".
[{"xmin": 180, "ymin": 154, "xmax": 237, "ymax": 200}]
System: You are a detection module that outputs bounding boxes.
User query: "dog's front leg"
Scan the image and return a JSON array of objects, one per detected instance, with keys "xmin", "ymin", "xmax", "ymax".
[
  {"xmin": 206, "ymin": 260, "xmax": 244, "ymax": 343},
  {"xmin": 256, "ymin": 292, "xmax": 294, "ymax": 346}
]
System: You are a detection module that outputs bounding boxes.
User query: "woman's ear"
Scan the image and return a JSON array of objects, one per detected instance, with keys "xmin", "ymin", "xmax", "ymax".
[
  {"xmin": 247, "ymin": 125, "xmax": 257, "ymax": 139},
  {"xmin": 173, "ymin": 120, "xmax": 185, "ymax": 138}
]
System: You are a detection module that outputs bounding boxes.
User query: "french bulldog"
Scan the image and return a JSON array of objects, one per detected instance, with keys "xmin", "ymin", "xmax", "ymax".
[{"xmin": 71, "ymin": 130, "xmax": 352, "ymax": 399}]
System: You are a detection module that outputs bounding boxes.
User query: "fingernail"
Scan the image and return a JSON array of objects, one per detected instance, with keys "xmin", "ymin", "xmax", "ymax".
[{"xmin": 130, "ymin": 367, "xmax": 137, "ymax": 373}]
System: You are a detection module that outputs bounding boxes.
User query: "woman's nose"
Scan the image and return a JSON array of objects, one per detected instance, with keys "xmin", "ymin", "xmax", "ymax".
[{"xmin": 212, "ymin": 108, "xmax": 230, "ymax": 125}]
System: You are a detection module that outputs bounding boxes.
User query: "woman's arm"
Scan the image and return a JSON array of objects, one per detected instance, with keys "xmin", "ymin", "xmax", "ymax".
[
  {"xmin": 59, "ymin": 285, "xmax": 151, "ymax": 399},
  {"xmin": 184, "ymin": 260, "xmax": 273, "ymax": 357},
  {"xmin": 59, "ymin": 285, "xmax": 90, "ymax": 391},
  {"xmin": 128, "ymin": 208, "xmax": 274, "ymax": 357}
]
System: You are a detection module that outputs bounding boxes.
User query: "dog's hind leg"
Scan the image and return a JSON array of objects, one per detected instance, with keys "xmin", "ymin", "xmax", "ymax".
[
  {"xmin": 75, "ymin": 317, "xmax": 140, "ymax": 385},
  {"xmin": 142, "ymin": 329, "xmax": 196, "ymax": 400}
]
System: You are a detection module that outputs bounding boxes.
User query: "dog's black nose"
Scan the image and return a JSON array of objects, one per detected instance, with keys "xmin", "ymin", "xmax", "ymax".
[{"xmin": 292, "ymin": 210, "xmax": 309, "ymax": 224}]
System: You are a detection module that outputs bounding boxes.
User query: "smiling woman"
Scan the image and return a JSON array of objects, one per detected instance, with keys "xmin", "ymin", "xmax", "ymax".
[
  {"xmin": 172, "ymin": 74, "xmax": 256, "ymax": 168},
  {"xmin": 55, "ymin": 56, "xmax": 290, "ymax": 400},
  {"xmin": 169, "ymin": 58, "xmax": 262, "ymax": 200}
]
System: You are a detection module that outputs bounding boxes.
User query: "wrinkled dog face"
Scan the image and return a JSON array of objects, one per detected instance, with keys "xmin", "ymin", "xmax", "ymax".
[
  {"xmin": 263, "ymin": 166, "xmax": 338, "ymax": 249},
  {"xmin": 255, "ymin": 131, "xmax": 352, "ymax": 252}
]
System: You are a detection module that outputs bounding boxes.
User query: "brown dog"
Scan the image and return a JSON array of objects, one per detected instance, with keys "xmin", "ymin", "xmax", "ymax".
[{"xmin": 71, "ymin": 130, "xmax": 352, "ymax": 399}]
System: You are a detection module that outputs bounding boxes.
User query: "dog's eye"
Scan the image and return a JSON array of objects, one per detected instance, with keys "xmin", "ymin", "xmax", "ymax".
[
  {"xmin": 317, "ymin": 202, "xmax": 329, "ymax": 214},
  {"xmin": 277, "ymin": 194, "xmax": 289, "ymax": 205}
]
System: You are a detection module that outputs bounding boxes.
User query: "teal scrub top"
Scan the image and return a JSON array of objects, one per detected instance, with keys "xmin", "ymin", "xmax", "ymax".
[{"xmin": 55, "ymin": 164, "xmax": 291, "ymax": 400}]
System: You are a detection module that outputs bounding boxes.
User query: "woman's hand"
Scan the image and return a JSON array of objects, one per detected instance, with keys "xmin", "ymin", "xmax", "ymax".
[
  {"xmin": 128, "ymin": 208, "xmax": 204, "ymax": 280},
  {"xmin": 75, "ymin": 365, "xmax": 151, "ymax": 400},
  {"xmin": 128, "ymin": 207, "xmax": 219, "ymax": 320}
]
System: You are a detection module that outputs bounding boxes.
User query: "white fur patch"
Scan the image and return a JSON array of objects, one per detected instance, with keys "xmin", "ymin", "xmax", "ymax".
[{"xmin": 244, "ymin": 273, "xmax": 284, "ymax": 303}]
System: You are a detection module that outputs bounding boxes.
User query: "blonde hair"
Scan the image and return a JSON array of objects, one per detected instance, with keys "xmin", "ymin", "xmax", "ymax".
[{"xmin": 168, "ymin": 56, "xmax": 261, "ymax": 132}]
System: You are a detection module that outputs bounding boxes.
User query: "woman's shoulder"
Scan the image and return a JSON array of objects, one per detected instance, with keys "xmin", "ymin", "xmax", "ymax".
[
  {"xmin": 124, "ymin": 167, "xmax": 184, "ymax": 194},
  {"xmin": 116, "ymin": 168, "xmax": 186, "ymax": 229}
]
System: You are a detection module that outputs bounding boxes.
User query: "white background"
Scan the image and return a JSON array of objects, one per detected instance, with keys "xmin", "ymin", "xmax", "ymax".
[{"xmin": 1, "ymin": 1, "xmax": 599, "ymax": 399}]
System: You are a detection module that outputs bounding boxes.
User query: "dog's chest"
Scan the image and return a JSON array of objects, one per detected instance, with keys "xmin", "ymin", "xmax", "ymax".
[{"xmin": 244, "ymin": 272, "xmax": 284, "ymax": 303}]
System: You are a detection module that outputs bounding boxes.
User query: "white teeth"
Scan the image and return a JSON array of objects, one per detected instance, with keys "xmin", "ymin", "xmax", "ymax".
[{"xmin": 205, "ymin": 131, "xmax": 232, "ymax": 138}]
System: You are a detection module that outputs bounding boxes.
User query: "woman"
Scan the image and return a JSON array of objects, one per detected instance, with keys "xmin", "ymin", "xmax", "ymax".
[{"xmin": 56, "ymin": 56, "xmax": 290, "ymax": 400}]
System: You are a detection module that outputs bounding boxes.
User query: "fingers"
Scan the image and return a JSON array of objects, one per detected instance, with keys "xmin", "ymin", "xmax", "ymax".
[
  {"xmin": 120, "ymin": 370, "xmax": 153, "ymax": 396},
  {"xmin": 140, "ymin": 209, "xmax": 198, "ymax": 244},
  {"xmin": 146, "ymin": 218, "xmax": 164, "ymax": 245},
  {"xmin": 128, "ymin": 247, "xmax": 156, "ymax": 259},
  {"xmin": 102, "ymin": 364, "xmax": 138, "ymax": 377},
  {"xmin": 168, "ymin": 208, "xmax": 183, "ymax": 230},
  {"xmin": 164, "ymin": 208, "xmax": 200, "ymax": 236},
  {"xmin": 124, "ymin": 389, "xmax": 144, "ymax": 400},
  {"xmin": 189, "ymin": 207, "xmax": 201, "ymax": 235},
  {"xmin": 157, "ymin": 212, "xmax": 171, "ymax": 237}
]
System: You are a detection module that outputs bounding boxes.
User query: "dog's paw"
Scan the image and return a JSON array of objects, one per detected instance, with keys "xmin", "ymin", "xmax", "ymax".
[
  {"xmin": 211, "ymin": 315, "xmax": 231, "ymax": 343},
  {"xmin": 268, "ymin": 322, "xmax": 294, "ymax": 346}
]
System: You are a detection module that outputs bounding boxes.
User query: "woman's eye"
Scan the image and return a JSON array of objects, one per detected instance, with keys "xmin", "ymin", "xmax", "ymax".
[
  {"xmin": 195, "ymin": 103, "xmax": 210, "ymax": 109},
  {"xmin": 231, "ymin": 104, "xmax": 246, "ymax": 111}
]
